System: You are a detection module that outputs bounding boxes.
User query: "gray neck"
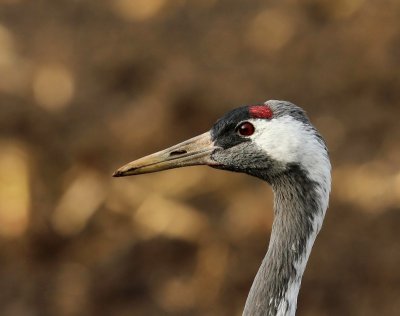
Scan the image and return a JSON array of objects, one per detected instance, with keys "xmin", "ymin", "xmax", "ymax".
[{"xmin": 243, "ymin": 166, "xmax": 329, "ymax": 316}]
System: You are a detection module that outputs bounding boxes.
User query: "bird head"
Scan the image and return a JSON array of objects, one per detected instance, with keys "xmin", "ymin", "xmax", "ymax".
[{"xmin": 113, "ymin": 100, "xmax": 329, "ymax": 184}]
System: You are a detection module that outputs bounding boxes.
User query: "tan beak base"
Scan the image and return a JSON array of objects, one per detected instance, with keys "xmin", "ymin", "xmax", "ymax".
[{"xmin": 113, "ymin": 131, "xmax": 218, "ymax": 177}]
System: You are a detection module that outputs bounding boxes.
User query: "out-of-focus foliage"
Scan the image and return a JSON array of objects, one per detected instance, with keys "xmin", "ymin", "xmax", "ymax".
[{"xmin": 0, "ymin": 0, "xmax": 399, "ymax": 315}]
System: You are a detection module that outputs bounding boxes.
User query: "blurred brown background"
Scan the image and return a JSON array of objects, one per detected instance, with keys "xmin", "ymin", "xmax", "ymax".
[{"xmin": 0, "ymin": 0, "xmax": 399, "ymax": 315}]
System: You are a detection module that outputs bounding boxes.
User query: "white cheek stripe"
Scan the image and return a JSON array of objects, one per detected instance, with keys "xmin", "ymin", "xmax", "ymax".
[
  {"xmin": 250, "ymin": 116, "xmax": 331, "ymax": 184},
  {"xmin": 249, "ymin": 115, "xmax": 331, "ymax": 216}
]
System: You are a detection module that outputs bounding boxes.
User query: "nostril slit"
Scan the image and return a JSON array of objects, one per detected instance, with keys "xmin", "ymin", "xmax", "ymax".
[{"xmin": 170, "ymin": 150, "xmax": 187, "ymax": 156}]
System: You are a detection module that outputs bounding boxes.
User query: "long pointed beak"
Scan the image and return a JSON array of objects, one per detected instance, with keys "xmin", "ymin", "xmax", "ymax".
[{"xmin": 113, "ymin": 131, "xmax": 219, "ymax": 177}]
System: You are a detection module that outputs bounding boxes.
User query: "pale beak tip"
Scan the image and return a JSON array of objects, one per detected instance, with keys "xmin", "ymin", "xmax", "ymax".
[{"xmin": 112, "ymin": 170, "xmax": 124, "ymax": 177}]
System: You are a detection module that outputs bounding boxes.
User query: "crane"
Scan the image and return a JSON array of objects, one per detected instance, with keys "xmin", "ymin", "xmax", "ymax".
[{"xmin": 113, "ymin": 100, "xmax": 331, "ymax": 316}]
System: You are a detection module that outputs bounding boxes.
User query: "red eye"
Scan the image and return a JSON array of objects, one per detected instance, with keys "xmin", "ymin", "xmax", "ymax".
[{"xmin": 237, "ymin": 122, "xmax": 255, "ymax": 136}]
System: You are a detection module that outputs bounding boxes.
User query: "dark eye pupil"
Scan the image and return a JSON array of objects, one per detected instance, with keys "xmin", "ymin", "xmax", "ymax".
[{"xmin": 238, "ymin": 122, "xmax": 255, "ymax": 136}]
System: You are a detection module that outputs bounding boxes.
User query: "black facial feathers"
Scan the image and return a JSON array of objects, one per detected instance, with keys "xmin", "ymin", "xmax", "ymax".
[{"xmin": 210, "ymin": 106, "xmax": 252, "ymax": 149}]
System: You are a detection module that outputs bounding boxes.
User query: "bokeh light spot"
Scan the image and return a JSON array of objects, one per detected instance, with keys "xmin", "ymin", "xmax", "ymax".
[
  {"xmin": 0, "ymin": 24, "xmax": 15, "ymax": 67},
  {"xmin": 33, "ymin": 64, "xmax": 75, "ymax": 111},
  {"xmin": 330, "ymin": 0, "xmax": 366, "ymax": 19},
  {"xmin": 52, "ymin": 170, "xmax": 106, "ymax": 236},
  {"xmin": 133, "ymin": 194, "xmax": 208, "ymax": 241},
  {"xmin": 113, "ymin": 0, "xmax": 166, "ymax": 22},
  {"xmin": 0, "ymin": 142, "xmax": 30, "ymax": 238},
  {"xmin": 333, "ymin": 162, "xmax": 400, "ymax": 213},
  {"xmin": 247, "ymin": 9, "xmax": 294, "ymax": 53}
]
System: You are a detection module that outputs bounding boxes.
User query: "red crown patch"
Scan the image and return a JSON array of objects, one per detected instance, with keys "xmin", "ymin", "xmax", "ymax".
[{"xmin": 249, "ymin": 105, "xmax": 273, "ymax": 119}]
